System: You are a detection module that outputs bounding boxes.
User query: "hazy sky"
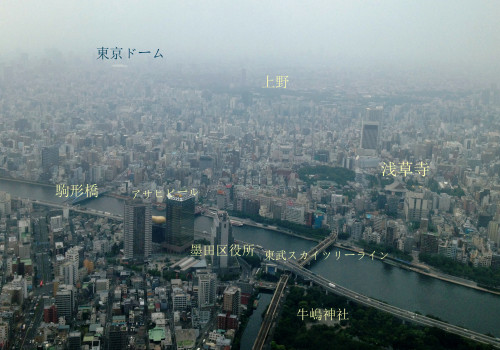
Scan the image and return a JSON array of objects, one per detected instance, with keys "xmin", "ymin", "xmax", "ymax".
[{"xmin": 1, "ymin": 0, "xmax": 499, "ymax": 68}]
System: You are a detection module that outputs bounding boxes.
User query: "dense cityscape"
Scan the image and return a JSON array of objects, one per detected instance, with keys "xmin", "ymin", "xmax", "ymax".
[{"xmin": 1, "ymin": 1, "xmax": 500, "ymax": 350}]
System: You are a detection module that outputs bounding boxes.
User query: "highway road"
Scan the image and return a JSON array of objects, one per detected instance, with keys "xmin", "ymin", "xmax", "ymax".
[
  {"xmin": 272, "ymin": 257, "xmax": 500, "ymax": 349},
  {"xmin": 17, "ymin": 295, "xmax": 44, "ymax": 350},
  {"xmin": 29, "ymin": 198, "xmax": 123, "ymax": 220}
]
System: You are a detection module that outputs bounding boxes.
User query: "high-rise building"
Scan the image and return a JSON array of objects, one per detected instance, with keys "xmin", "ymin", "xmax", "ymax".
[
  {"xmin": 42, "ymin": 146, "xmax": 59, "ymax": 170},
  {"xmin": 61, "ymin": 261, "xmax": 77, "ymax": 286},
  {"xmin": 43, "ymin": 304, "xmax": 58, "ymax": 323},
  {"xmin": 199, "ymin": 156, "xmax": 214, "ymax": 171},
  {"xmin": 420, "ymin": 232, "xmax": 439, "ymax": 254},
  {"xmin": 438, "ymin": 240, "xmax": 458, "ymax": 259},
  {"xmin": 124, "ymin": 200, "xmax": 152, "ymax": 260},
  {"xmin": 216, "ymin": 189, "xmax": 228, "ymax": 209},
  {"xmin": 0, "ymin": 191, "xmax": 11, "ymax": 217},
  {"xmin": 55, "ymin": 285, "xmax": 75, "ymax": 319},
  {"xmin": 351, "ymin": 220, "xmax": 363, "ymax": 241},
  {"xmin": 197, "ymin": 271, "xmax": 217, "ymax": 308},
  {"xmin": 360, "ymin": 121, "xmax": 379, "ymax": 150},
  {"xmin": 217, "ymin": 312, "xmax": 239, "ymax": 330},
  {"xmin": 285, "ymin": 204, "xmax": 305, "ymax": 225},
  {"xmin": 386, "ymin": 195, "xmax": 399, "ymax": 216},
  {"xmin": 68, "ymin": 331, "xmax": 81, "ymax": 350},
  {"xmin": 223, "ymin": 286, "xmax": 241, "ymax": 317},
  {"xmin": 404, "ymin": 192, "xmax": 429, "ymax": 222},
  {"xmin": 172, "ymin": 287, "xmax": 189, "ymax": 311},
  {"xmin": 65, "ymin": 246, "xmax": 80, "ymax": 283},
  {"xmin": 488, "ymin": 221, "xmax": 500, "ymax": 246},
  {"xmin": 0, "ymin": 321, "xmax": 9, "ymax": 348},
  {"xmin": 108, "ymin": 325, "xmax": 128, "ymax": 350},
  {"xmin": 385, "ymin": 221, "xmax": 398, "ymax": 246},
  {"xmin": 213, "ymin": 211, "xmax": 234, "ymax": 271},
  {"xmin": 165, "ymin": 191, "xmax": 195, "ymax": 253},
  {"xmin": 365, "ymin": 106, "xmax": 383, "ymax": 121}
]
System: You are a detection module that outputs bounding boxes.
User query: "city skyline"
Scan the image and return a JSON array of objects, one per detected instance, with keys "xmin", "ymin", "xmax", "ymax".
[{"xmin": 1, "ymin": 1, "xmax": 499, "ymax": 349}]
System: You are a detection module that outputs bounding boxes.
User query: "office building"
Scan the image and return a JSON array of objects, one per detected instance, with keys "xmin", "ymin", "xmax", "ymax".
[
  {"xmin": 198, "ymin": 271, "xmax": 217, "ymax": 308},
  {"xmin": 351, "ymin": 220, "xmax": 363, "ymax": 241},
  {"xmin": 165, "ymin": 191, "xmax": 195, "ymax": 253},
  {"xmin": 62, "ymin": 261, "xmax": 77, "ymax": 286},
  {"xmin": 55, "ymin": 285, "xmax": 75, "ymax": 320},
  {"xmin": 42, "ymin": 146, "xmax": 59, "ymax": 170},
  {"xmin": 420, "ymin": 232, "xmax": 439, "ymax": 254},
  {"xmin": 152, "ymin": 217, "xmax": 166, "ymax": 244},
  {"xmin": 0, "ymin": 191, "xmax": 11, "ymax": 217},
  {"xmin": 172, "ymin": 288, "xmax": 189, "ymax": 311},
  {"xmin": 68, "ymin": 331, "xmax": 81, "ymax": 350},
  {"xmin": 199, "ymin": 156, "xmax": 214, "ymax": 171},
  {"xmin": 65, "ymin": 247, "xmax": 80, "ymax": 282},
  {"xmin": 438, "ymin": 240, "xmax": 458, "ymax": 259},
  {"xmin": 488, "ymin": 221, "xmax": 500, "ymax": 246},
  {"xmin": 44, "ymin": 304, "xmax": 58, "ymax": 323},
  {"xmin": 213, "ymin": 211, "xmax": 235, "ymax": 271},
  {"xmin": 385, "ymin": 195, "xmax": 398, "ymax": 216},
  {"xmin": 0, "ymin": 321, "xmax": 9, "ymax": 347},
  {"xmin": 360, "ymin": 121, "xmax": 379, "ymax": 150},
  {"xmin": 365, "ymin": 106, "xmax": 383, "ymax": 121},
  {"xmin": 217, "ymin": 312, "xmax": 239, "ymax": 330},
  {"xmin": 124, "ymin": 199, "xmax": 152, "ymax": 260},
  {"xmin": 108, "ymin": 325, "xmax": 128, "ymax": 350},
  {"xmin": 285, "ymin": 204, "xmax": 305, "ymax": 224},
  {"xmin": 404, "ymin": 192, "xmax": 429, "ymax": 222},
  {"xmin": 216, "ymin": 189, "xmax": 228, "ymax": 209},
  {"xmin": 223, "ymin": 286, "xmax": 241, "ymax": 317},
  {"xmin": 0, "ymin": 319, "xmax": 9, "ymax": 345}
]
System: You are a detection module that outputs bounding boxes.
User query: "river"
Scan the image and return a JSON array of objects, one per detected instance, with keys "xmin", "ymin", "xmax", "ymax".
[{"xmin": 1, "ymin": 180, "xmax": 499, "ymax": 338}]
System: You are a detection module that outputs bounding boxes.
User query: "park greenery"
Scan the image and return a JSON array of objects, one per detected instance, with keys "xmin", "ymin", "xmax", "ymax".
[
  {"xmin": 338, "ymin": 232, "xmax": 350, "ymax": 240},
  {"xmin": 298, "ymin": 165, "xmax": 355, "ymax": 186},
  {"xmin": 342, "ymin": 189, "xmax": 357, "ymax": 201},
  {"xmin": 257, "ymin": 271, "xmax": 280, "ymax": 283},
  {"xmin": 405, "ymin": 178, "xmax": 420, "ymax": 191},
  {"xmin": 162, "ymin": 269, "xmax": 188, "ymax": 281},
  {"xmin": 219, "ymin": 272, "xmax": 241, "ymax": 281},
  {"xmin": 428, "ymin": 178, "xmax": 465, "ymax": 197},
  {"xmin": 419, "ymin": 253, "xmax": 500, "ymax": 289},
  {"xmin": 241, "ymin": 254, "xmax": 261, "ymax": 268},
  {"xmin": 147, "ymin": 269, "xmax": 161, "ymax": 277},
  {"xmin": 367, "ymin": 174, "xmax": 377, "ymax": 188},
  {"xmin": 271, "ymin": 286, "xmax": 493, "ymax": 350},
  {"xmin": 367, "ymin": 174, "xmax": 394, "ymax": 189},
  {"xmin": 380, "ymin": 175, "xmax": 395, "ymax": 187}
]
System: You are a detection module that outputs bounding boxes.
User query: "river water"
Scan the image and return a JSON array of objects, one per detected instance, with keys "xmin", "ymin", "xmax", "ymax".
[
  {"xmin": 2, "ymin": 180, "xmax": 499, "ymax": 339},
  {"xmin": 239, "ymin": 292, "xmax": 273, "ymax": 350}
]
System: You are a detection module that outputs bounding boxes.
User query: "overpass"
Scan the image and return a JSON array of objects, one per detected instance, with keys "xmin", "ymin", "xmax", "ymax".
[
  {"xmin": 0, "ymin": 176, "xmax": 56, "ymax": 188},
  {"xmin": 246, "ymin": 244, "xmax": 500, "ymax": 349},
  {"xmin": 298, "ymin": 231, "xmax": 337, "ymax": 266},
  {"xmin": 252, "ymin": 234, "xmax": 337, "ymax": 350},
  {"xmin": 273, "ymin": 256, "xmax": 500, "ymax": 349},
  {"xmin": 26, "ymin": 198, "xmax": 123, "ymax": 221},
  {"xmin": 254, "ymin": 281, "xmax": 277, "ymax": 291},
  {"xmin": 252, "ymin": 273, "xmax": 289, "ymax": 350}
]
